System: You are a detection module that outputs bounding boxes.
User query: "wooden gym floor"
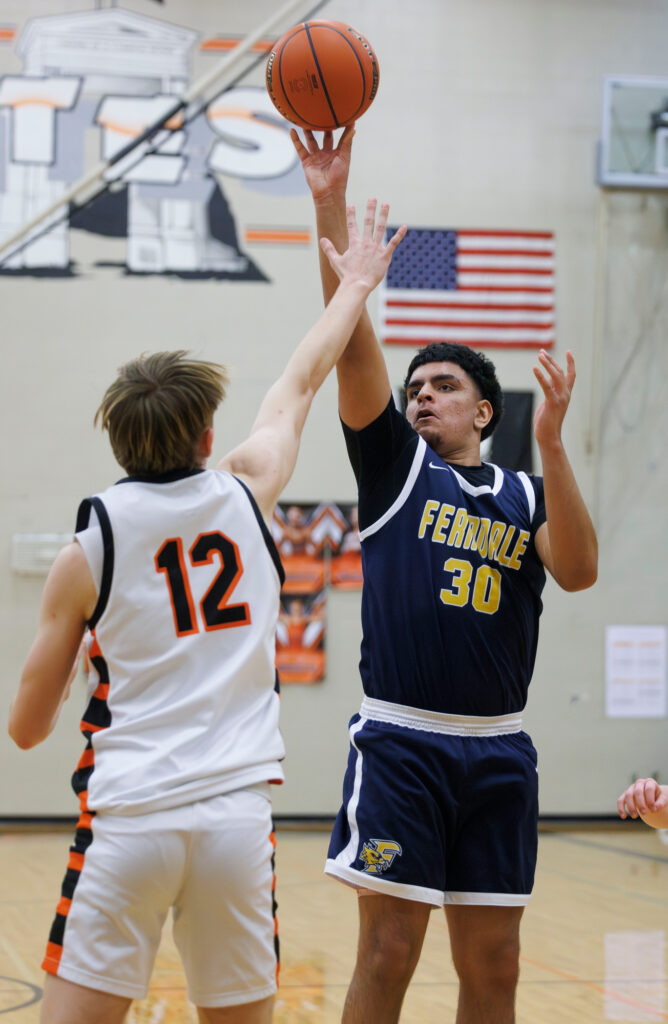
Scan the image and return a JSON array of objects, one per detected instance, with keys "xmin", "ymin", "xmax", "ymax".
[{"xmin": 1, "ymin": 822, "xmax": 667, "ymax": 1022}]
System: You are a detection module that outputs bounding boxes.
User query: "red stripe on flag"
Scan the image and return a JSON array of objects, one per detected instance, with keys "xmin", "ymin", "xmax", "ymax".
[
  {"xmin": 457, "ymin": 248, "xmax": 554, "ymax": 257},
  {"xmin": 457, "ymin": 285, "xmax": 553, "ymax": 293},
  {"xmin": 384, "ymin": 300, "xmax": 554, "ymax": 311},
  {"xmin": 457, "ymin": 267, "xmax": 554, "ymax": 275},
  {"xmin": 457, "ymin": 229, "xmax": 554, "ymax": 238},
  {"xmin": 384, "ymin": 319, "xmax": 554, "ymax": 330},
  {"xmin": 383, "ymin": 337, "xmax": 554, "ymax": 350}
]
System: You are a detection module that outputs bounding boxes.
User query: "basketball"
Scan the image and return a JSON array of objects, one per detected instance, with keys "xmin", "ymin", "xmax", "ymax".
[{"xmin": 266, "ymin": 20, "xmax": 379, "ymax": 131}]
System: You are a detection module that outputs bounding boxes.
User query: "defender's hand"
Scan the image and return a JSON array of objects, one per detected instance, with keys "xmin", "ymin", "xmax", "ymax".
[{"xmin": 320, "ymin": 198, "xmax": 406, "ymax": 293}]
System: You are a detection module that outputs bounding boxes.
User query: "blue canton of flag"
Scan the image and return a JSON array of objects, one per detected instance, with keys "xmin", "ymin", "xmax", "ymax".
[{"xmin": 380, "ymin": 227, "xmax": 555, "ymax": 349}]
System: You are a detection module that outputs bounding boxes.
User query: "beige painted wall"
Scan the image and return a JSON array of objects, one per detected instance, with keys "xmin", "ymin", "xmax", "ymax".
[{"xmin": 1, "ymin": 0, "xmax": 667, "ymax": 817}]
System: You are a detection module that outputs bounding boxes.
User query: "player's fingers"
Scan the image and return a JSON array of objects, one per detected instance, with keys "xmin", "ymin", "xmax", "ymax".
[
  {"xmin": 621, "ymin": 787, "xmax": 641, "ymax": 817},
  {"xmin": 339, "ymin": 123, "xmax": 356, "ymax": 151},
  {"xmin": 617, "ymin": 793, "xmax": 628, "ymax": 818},
  {"xmin": 633, "ymin": 779, "xmax": 650, "ymax": 814},
  {"xmin": 319, "ymin": 236, "xmax": 338, "ymax": 263},
  {"xmin": 322, "ymin": 130, "xmax": 334, "ymax": 151},
  {"xmin": 363, "ymin": 197, "xmax": 377, "ymax": 239},
  {"xmin": 386, "ymin": 223, "xmax": 407, "ymax": 253},
  {"xmin": 373, "ymin": 202, "xmax": 390, "ymax": 244},
  {"xmin": 643, "ymin": 778, "xmax": 662, "ymax": 809},
  {"xmin": 565, "ymin": 350, "xmax": 576, "ymax": 389},
  {"xmin": 538, "ymin": 349, "xmax": 564, "ymax": 379},
  {"xmin": 302, "ymin": 129, "xmax": 320, "ymax": 154},
  {"xmin": 532, "ymin": 365, "xmax": 552, "ymax": 397},
  {"xmin": 538, "ymin": 350, "xmax": 569, "ymax": 396},
  {"xmin": 289, "ymin": 128, "xmax": 308, "ymax": 157},
  {"xmin": 346, "ymin": 204, "xmax": 360, "ymax": 242}
]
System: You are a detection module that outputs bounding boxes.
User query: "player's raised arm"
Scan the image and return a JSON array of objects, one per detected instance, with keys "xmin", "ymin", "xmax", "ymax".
[
  {"xmin": 291, "ymin": 127, "xmax": 393, "ymax": 430},
  {"xmin": 532, "ymin": 349, "xmax": 597, "ymax": 591},
  {"xmin": 219, "ymin": 199, "xmax": 405, "ymax": 521}
]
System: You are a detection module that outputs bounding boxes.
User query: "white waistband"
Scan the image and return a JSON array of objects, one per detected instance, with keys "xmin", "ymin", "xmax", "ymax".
[{"xmin": 360, "ymin": 696, "xmax": 523, "ymax": 736}]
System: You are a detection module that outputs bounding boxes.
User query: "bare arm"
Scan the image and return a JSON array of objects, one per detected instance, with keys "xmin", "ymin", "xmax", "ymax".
[
  {"xmin": 532, "ymin": 350, "xmax": 598, "ymax": 591},
  {"xmin": 618, "ymin": 778, "xmax": 668, "ymax": 829},
  {"xmin": 291, "ymin": 127, "xmax": 392, "ymax": 429},
  {"xmin": 9, "ymin": 542, "xmax": 96, "ymax": 749},
  {"xmin": 219, "ymin": 200, "xmax": 405, "ymax": 520}
]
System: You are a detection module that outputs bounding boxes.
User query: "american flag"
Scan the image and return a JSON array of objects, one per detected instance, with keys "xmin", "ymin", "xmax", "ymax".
[{"xmin": 380, "ymin": 228, "xmax": 555, "ymax": 349}]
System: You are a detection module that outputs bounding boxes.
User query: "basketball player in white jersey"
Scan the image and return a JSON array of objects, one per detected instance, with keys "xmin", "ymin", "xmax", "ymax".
[{"xmin": 8, "ymin": 200, "xmax": 406, "ymax": 1024}]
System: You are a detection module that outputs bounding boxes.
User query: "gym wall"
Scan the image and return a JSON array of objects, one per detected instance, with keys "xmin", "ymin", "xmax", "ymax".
[{"xmin": 1, "ymin": 0, "xmax": 666, "ymax": 818}]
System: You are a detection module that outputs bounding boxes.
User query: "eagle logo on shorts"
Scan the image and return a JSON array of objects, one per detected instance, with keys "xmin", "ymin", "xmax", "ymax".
[{"xmin": 359, "ymin": 839, "xmax": 402, "ymax": 874}]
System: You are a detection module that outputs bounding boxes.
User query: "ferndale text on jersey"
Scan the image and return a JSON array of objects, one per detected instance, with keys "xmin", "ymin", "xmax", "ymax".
[{"xmin": 417, "ymin": 501, "xmax": 530, "ymax": 571}]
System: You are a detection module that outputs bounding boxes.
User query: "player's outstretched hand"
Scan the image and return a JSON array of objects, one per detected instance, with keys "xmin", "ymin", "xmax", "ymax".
[
  {"xmin": 532, "ymin": 349, "xmax": 576, "ymax": 448},
  {"xmin": 320, "ymin": 199, "xmax": 406, "ymax": 293},
  {"xmin": 617, "ymin": 778, "xmax": 668, "ymax": 820},
  {"xmin": 290, "ymin": 125, "xmax": 355, "ymax": 200}
]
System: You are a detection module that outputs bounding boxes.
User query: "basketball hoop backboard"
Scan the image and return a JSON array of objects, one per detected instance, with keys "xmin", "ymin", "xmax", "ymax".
[{"xmin": 597, "ymin": 75, "xmax": 668, "ymax": 190}]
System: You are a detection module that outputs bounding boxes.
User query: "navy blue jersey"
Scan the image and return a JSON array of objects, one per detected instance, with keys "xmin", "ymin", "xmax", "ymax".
[{"xmin": 343, "ymin": 401, "xmax": 547, "ymax": 716}]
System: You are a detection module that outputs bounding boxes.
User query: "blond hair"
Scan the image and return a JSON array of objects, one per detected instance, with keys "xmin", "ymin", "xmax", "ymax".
[{"xmin": 95, "ymin": 351, "xmax": 229, "ymax": 475}]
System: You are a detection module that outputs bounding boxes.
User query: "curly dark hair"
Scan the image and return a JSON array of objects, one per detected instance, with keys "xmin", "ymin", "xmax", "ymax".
[{"xmin": 402, "ymin": 342, "xmax": 504, "ymax": 441}]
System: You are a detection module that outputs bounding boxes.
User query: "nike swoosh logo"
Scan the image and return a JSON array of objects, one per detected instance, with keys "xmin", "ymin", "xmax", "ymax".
[{"xmin": 428, "ymin": 462, "xmax": 450, "ymax": 472}]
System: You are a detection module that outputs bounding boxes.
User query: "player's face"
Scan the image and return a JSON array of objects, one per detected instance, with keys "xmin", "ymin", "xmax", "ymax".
[{"xmin": 404, "ymin": 361, "xmax": 490, "ymax": 462}]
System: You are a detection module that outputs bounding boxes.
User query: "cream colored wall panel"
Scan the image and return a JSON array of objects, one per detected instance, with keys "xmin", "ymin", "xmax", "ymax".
[{"xmin": 1, "ymin": 0, "xmax": 667, "ymax": 817}]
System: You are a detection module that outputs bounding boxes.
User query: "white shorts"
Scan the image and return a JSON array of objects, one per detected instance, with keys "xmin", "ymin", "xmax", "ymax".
[{"xmin": 43, "ymin": 785, "xmax": 278, "ymax": 1008}]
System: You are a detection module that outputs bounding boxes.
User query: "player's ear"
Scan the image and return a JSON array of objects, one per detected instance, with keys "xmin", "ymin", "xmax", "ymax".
[
  {"xmin": 198, "ymin": 426, "xmax": 214, "ymax": 460},
  {"xmin": 474, "ymin": 400, "xmax": 493, "ymax": 433}
]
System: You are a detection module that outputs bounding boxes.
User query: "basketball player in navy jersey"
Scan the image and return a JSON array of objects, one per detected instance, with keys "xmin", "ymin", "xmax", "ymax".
[
  {"xmin": 8, "ymin": 200, "xmax": 405, "ymax": 1024},
  {"xmin": 292, "ymin": 126, "xmax": 598, "ymax": 1024}
]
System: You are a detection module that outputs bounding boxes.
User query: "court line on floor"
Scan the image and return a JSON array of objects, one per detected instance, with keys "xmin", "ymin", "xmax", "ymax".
[
  {"xmin": 0, "ymin": 975, "xmax": 42, "ymax": 1014},
  {"xmin": 520, "ymin": 954, "xmax": 668, "ymax": 1020},
  {"xmin": 545, "ymin": 832, "xmax": 668, "ymax": 865}
]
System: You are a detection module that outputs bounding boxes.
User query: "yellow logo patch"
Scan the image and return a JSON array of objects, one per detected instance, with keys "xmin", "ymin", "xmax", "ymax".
[{"xmin": 359, "ymin": 839, "xmax": 403, "ymax": 874}]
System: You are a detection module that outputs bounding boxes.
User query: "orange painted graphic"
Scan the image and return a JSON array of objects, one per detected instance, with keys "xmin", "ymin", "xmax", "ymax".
[
  {"xmin": 244, "ymin": 228, "xmax": 312, "ymax": 245},
  {"xmin": 201, "ymin": 36, "xmax": 273, "ymax": 53}
]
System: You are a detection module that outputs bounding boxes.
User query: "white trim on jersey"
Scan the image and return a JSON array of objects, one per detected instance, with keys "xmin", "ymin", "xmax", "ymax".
[
  {"xmin": 444, "ymin": 890, "xmax": 531, "ymax": 907},
  {"xmin": 359, "ymin": 696, "xmax": 523, "ymax": 735},
  {"xmin": 324, "ymin": 859, "xmax": 444, "ymax": 906},
  {"xmin": 333, "ymin": 716, "xmax": 367, "ymax": 868},
  {"xmin": 517, "ymin": 471, "xmax": 537, "ymax": 523},
  {"xmin": 75, "ymin": 506, "xmax": 103, "ymax": 593},
  {"xmin": 359, "ymin": 437, "xmax": 427, "ymax": 541},
  {"xmin": 449, "ymin": 462, "xmax": 504, "ymax": 497}
]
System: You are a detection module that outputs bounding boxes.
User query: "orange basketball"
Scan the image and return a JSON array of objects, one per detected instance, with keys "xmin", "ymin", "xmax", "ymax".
[{"xmin": 266, "ymin": 20, "xmax": 379, "ymax": 131}]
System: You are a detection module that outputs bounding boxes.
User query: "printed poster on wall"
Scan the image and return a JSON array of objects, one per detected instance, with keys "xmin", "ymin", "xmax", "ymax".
[
  {"xmin": 271, "ymin": 502, "xmax": 363, "ymax": 685},
  {"xmin": 605, "ymin": 625, "xmax": 667, "ymax": 718},
  {"xmin": 276, "ymin": 592, "xmax": 326, "ymax": 685}
]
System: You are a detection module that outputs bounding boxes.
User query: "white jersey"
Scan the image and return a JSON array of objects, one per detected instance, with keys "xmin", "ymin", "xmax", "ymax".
[{"xmin": 73, "ymin": 468, "xmax": 285, "ymax": 816}]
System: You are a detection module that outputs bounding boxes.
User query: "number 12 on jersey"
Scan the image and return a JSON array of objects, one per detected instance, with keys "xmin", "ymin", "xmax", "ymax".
[{"xmin": 155, "ymin": 532, "xmax": 251, "ymax": 637}]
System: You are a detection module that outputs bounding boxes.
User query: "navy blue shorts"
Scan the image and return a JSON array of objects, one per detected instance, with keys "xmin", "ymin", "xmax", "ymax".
[{"xmin": 325, "ymin": 700, "xmax": 538, "ymax": 907}]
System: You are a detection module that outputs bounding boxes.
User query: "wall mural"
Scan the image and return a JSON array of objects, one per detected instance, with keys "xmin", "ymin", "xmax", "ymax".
[{"xmin": 0, "ymin": 7, "xmax": 307, "ymax": 277}]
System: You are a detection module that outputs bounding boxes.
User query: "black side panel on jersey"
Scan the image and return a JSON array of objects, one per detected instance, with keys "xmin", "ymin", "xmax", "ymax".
[
  {"xmin": 528, "ymin": 476, "xmax": 547, "ymax": 531},
  {"xmin": 234, "ymin": 477, "xmax": 286, "ymax": 586},
  {"xmin": 75, "ymin": 497, "xmax": 114, "ymax": 629}
]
